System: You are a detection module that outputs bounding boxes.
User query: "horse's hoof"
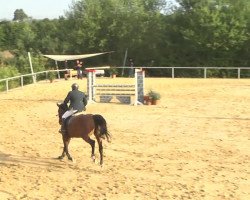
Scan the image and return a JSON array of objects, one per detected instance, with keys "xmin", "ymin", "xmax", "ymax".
[
  {"xmin": 68, "ymin": 157, "xmax": 76, "ymax": 163},
  {"xmin": 100, "ymin": 163, "xmax": 104, "ymax": 169},
  {"xmin": 68, "ymin": 157, "xmax": 73, "ymax": 161},
  {"xmin": 58, "ymin": 156, "xmax": 64, "ymax": 160},
  {"xmin": 91, "ymin": 156, "xmax": 96, "ymax": 163}
]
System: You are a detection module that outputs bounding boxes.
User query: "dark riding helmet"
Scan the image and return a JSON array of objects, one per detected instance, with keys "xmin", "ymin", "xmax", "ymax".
[{"xmin": 71, "ymin": 83, "xmax": 79, "ymax": 90}]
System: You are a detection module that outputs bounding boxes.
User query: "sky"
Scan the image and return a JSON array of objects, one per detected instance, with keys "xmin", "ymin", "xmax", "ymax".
[
  {"xmin": 0, "ymin": 0, "xmax": 178, "ymax": 20},
  {"xmin": 0, "ymin": 0, "xmax": 75, "ymax": 20}
]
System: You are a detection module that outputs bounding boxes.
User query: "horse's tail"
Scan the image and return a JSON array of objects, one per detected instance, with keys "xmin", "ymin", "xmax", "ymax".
[{"xmin": 93, "ymin": 114, "xmax": 111, "ymax": 142}]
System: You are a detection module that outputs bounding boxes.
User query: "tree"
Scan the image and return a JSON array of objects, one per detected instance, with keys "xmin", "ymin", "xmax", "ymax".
[
  {"xmin": 171, "ymin": 0, "xmax": 250, "ymax": 66},
  {"xmin": 13, "ymin": 9, "xmax": 29, "ymax": 21},
  {"xmin": 65, "ymin": 0, "xmax": 166, "ymax": 65},
  {"xmin": 31, "ymin": 19, "xmax": 61, "ymax": 54}
]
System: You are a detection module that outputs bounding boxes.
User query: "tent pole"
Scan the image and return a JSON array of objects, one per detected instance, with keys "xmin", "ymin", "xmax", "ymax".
[
  {"xmin": 121, "ymin": 48, "xmax": 128, "ymax": 77},
  {"xmin": 28, "ymin": 52, "xmax": 36, "ymax": 83},
  {"xmin": 55, "ymin": 60, "xmax": 60, "ymax": 79}
]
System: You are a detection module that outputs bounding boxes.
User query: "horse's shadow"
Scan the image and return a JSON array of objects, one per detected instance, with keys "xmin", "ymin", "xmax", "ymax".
[
  {"xmin": 0, "ymin": 151, "xmax": 66, "ymax": 169},
  {"xmin": 0, "ymin": 98, "xmax": 59, "ymax": 102},
  {"xmin": 0, "ymin": 151, "xmax": 103, "ymax": 173}
]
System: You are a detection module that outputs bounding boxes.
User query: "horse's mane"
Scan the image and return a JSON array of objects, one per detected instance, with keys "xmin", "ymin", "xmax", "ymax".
[{"xmin": 59, "ymin": 103, "xmax": 68, "ymax": 112}]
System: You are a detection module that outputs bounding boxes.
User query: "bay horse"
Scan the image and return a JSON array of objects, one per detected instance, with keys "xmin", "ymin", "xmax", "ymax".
[{"xmin": 56, "ymin": 102, "xmax": 111, "ymax": 166}]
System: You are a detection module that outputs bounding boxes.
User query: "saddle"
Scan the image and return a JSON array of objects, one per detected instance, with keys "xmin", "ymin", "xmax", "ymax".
[{"xmin": 63, "ymin": 112, "xmax": 82, "ymax": 134}]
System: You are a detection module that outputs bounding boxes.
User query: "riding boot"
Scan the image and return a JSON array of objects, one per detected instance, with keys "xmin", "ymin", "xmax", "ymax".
[{"xmin": 59, "ymin": 118, "xmax": 66, "ymax": 134}]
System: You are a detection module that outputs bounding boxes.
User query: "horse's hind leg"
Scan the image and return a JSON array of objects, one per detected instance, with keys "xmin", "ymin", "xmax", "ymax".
[
  {"xmin": 83, "ymin": 137, "xmax": 95, "ymax": 162},
  {"xmin": 95, "ymin": 134, "xmax": 103, "ymax": 166},
  {"xmin": 93, "ymin": 130, "xmax": 103, "ymax": 166},
  {"xmin": 95, "ymin": 136, "xmax": 103, "ymax": 166}
]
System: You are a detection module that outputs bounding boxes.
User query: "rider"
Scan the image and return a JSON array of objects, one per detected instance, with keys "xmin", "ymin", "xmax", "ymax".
[{"xmin": 59, "ymin": 83, "xmax": 88, "ymax": 134}]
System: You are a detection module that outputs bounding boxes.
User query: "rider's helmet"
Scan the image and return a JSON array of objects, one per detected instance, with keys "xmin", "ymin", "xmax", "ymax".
[{"xmin": 71, "ymin": 83, "xmax": 79, "ymax": 90}]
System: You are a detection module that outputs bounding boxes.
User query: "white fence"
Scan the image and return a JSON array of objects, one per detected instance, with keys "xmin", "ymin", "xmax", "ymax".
[
  {"xmin": 0, "ymin": 67, "xmax": 249, "ymax": 93},
  {"xmin": 0, "ymin": 69, "xmax": 68, "ymax": 92},
  {"xmin": 118, "ymin": 66, "xmax": 250, "ymax": 79}
]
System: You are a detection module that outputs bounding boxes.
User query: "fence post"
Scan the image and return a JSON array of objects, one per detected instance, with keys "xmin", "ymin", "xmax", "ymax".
[
  {"xmin": 55, "ymin": 69, "xmax": 60, "ymax": 79},
  {"xmin": 6, "ymin": 79, "xmax": 9, "ymax": 92},
  {"xmin": 171, "ymin": 67, "xmax": 175, "ymax": 78},
  {"xmin": 238, "ymin": 68, "xmax": 241, "ymax": 79},
  {"xmin": 21, "ymin": 76, "xmax": 23, "ymax": 88},
  {"xmin": 204, "ymin": 68, "xmax": 207, "ymax": 78}
]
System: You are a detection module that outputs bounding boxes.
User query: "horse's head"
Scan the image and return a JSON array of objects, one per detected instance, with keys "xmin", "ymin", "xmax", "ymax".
[{"xmin": 57, "ymin": 102, "xmax": 68, "ymax": 125}]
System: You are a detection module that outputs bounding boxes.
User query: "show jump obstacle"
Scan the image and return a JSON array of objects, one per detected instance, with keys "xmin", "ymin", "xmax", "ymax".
[{"xmin": 87, "ymin": 69, "xmax": 145, "ymax": 105}]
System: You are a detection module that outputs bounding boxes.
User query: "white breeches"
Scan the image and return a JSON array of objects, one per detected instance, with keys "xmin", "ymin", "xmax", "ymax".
[{"xmin": 62, "ymin": 109, "xmax": 77, "ymax": 119}]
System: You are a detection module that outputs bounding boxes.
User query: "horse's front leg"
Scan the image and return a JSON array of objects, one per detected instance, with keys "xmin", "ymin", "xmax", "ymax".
[
  {"xmin": 65, "ymin": 142, "xmax": 73, "ymax": 161},
  {"xmin": 63, "ymin": 136, "xmax": 73, "ymax": 161},
  {"xmin": 58, "ymin": 147, "xmax": 66, "ymax": 160},
  {"xmin": 58, "ymin": 135, "xmax": 66, "ymax": 160},
  {"xmin": 84, "ymin": 137, "xmax": 96, "ymax": 162}
]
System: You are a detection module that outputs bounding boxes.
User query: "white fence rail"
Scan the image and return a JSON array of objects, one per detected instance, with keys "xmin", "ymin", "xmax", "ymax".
[
  {"xmin": 0, "ymin": 69, "xmax": 68, "ymax": 92},
  {"xmin": 118, "ymin": 66, "xmax": 250, "ymax": 79},
  {"xmin": 0, "ymin": 67, "xmax": 249, "ymax": 93}
]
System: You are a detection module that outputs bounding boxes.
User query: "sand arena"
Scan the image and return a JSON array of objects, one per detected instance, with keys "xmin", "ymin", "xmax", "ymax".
[{"xmin": 0, "ymin": 77, "xmax": 249, "ymax": 199}]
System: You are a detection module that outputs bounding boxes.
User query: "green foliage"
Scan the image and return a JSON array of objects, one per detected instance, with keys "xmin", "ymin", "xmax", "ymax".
[
  {"xmin": 176, "ymin": 0, "xmax": 249, "ymax": 50},
  {"xmin": 47, "ymin": 71, "xmax": 56, "ymax": 81},
  {"xmin": 148, "ymin": 90, "xmax": 161, "ymax": 100},
  {"xmin": 171, "ymin": 0, "xmax": 250, "ymax": 69},
  {"xmin": 0, "ymin": 66, "xmax": 19, "ymax": 79},
  {"xmin": 13, "ymin": 9, "xmax": 29, "ymax": 21},
  {"xmin": 0, "ymin": 66, "xmax": 20, "ymax": 91},
  {"xmin": 65, "ymin": 0, "xmax": 166, "ymax": 65},
  {"xmin": 108, "ymin": 67, "xmax": 118, "ymax": 75},
  {"xmin": 0, "ymin": 0, "xmax": 250, "ymax": 78}
]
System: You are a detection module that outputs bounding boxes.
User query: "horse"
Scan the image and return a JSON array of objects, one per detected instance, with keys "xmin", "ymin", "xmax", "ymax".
[{"xmin": 56, "ymin": 102, "xmax": 111, "ymax": 166}]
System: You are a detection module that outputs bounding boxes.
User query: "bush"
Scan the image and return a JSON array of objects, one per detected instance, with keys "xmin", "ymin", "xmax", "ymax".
[
  {"xmin": 47, "ymin": 71, "xmax": 56, "ymax": 82},
  {"xmin": 0, "ymin": 66, "xmax": 20, "ymax": 91},
  {"xmin": 148, "ymin": 90, "xmax": 161, "ymax": 100}
]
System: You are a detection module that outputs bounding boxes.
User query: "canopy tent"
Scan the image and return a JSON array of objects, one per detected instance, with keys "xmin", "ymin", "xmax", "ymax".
[{"xmin": 43, "ymin": 51, "xmax": 113, "ymax": 62}]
